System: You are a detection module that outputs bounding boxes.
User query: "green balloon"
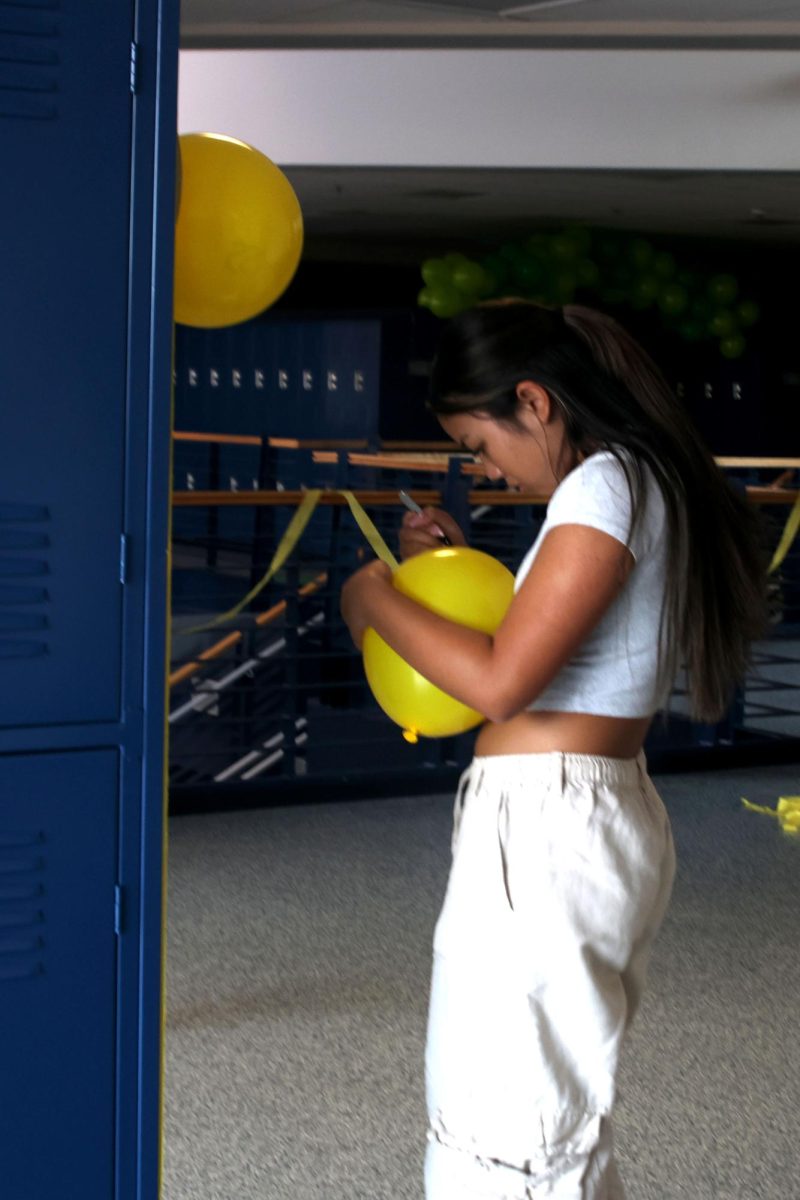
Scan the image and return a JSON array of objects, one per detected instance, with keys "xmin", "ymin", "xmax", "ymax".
[
  {"xmin": 708, "ymin": 273, "xmax": 739, "ymax": 305},
  {"xmin": 595, "ymin": 232, "xmax": 625, "ymax": 262},
  {"xmin": 576, "ymin": 259, "xmax": 600, "ymax": 288},
  {"xmin": 482, "ymin": 253, "xmax": 510, "ymax": 289},
  {"xmin": 453, "ymin": 260, "xmax": 489, "ymax": 296},
  {"xmin": 611, "ymin": 261, "xmax": 635, "ymax": 288},
  {"xmin": 599, "ymin": 285, "xmax": 628, "ymax": 305},
  {"xmin": 500, "ymin": 241, "xmax": 524, "ymax": 264},
  {"xmin": 653, "ymin": 252, "xmax": 676, "ymax": 279},
  {"xmin": 417, "ymin": 286, "xmax": 435, "ymax": 309},
  {"xmin": 552, "ymin": 270, "xmax": 578, "ymax": 303},
  {"xmin": 690, "ymin": 296, "xmax": 713, "ymax": 324},
  {"xmin": 658, "ymin": 284, "xmax": 689, "ymax": 316},
  {"xmin": 428, "ymin": 285, "xmax": 467, "ymax": 319},
  {"xmin": 628, "ymin": 238, "xmax": 655, "ymax": 270},
  {"xmin": 631, "ymin": 275, "xmax": 660, "ymax": 307},
  {"xmin": 709, "ymin": 310, "xmax": 738, "ymax": 337},
  {"xmin": 549, "ymin": 233, "xmax": 582, "ymax": 263},
  {"xmin": 565, "ymin": 226, "xmax": 593, "ymax": 256},
  {"xmin": 513, "ymin": 256, "xmax": 545, "ymax": 290},
  {"xmin": 421, "ymin": 258, "xmax": 450, "ymax": 288},
  {"xmin": 524, "ymin": 233, "xmax": 548, "ymax": 256},
  {"xmin": 720, "ymin": 333, "xmax": 746, "ymax": 359},
  {"xmin": 736, "ymin": 298, "xmax": 760, "ymax": 327}
]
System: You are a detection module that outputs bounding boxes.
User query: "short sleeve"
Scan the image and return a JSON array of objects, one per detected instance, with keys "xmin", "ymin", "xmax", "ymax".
[{"xmin": 546, "ymin": 453, "xmax": 640, "ymax": 559}]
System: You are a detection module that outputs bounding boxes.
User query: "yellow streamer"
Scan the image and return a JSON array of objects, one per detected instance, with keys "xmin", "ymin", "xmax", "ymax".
[
  {"xmin": 768, "ymin": 492, "xmax": 800, "ymax": 575},
  {"xmin": 180, "ymin": 489, "xmax": 322, "ymax": 635},
  {"xmin": 179, "ymin": 489, "xmax": 398, "ymax": 636},
  {"xmin": 742, "ymin": 796, "xmax": 800, "ymax": 836},
  {"xmin": 340, "ymin": 489, "xmax": 399, "ymax": 571}
]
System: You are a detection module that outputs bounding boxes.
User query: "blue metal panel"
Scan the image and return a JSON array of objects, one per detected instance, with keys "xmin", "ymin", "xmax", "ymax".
[
  {"xmin": 297, "ymin": 319, "xmax": 325, "ymax": 437},
  {"xmin": 174, "ymin": 316, "xmax": 386, "ymax": 442},
  {"xmin": 118, "ymin": 2, "xmax": 179, "ymax": 1195},
  {"xmin": 0, "ymin": 749, "xmax": 118, "ymax": 1199},
  {"xmin": 0, "ymin": 0, "xmax": 134, "ymax": 730},
  {"xmin": 217, "ymin": 442, "xmax": 260, "ymax": 545},
  {"xmin": 322, "ymin": 319, "xmax": 380, "ymax": 440},
  {"xmin": 1, "ymin": 1, "xmax": 179, "ymax": 1198},
  {"xmin": 273, "ymin": 320, "xmax": 306, "ymax": 437}
]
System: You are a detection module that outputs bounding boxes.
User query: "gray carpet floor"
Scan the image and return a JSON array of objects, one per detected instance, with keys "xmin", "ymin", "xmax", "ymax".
[{"xmin": 163, "ymin": 763, "xmax": 800, "ymax": 1200}]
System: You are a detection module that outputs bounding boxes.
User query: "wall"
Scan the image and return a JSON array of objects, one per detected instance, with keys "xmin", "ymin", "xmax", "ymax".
[{"xmin": 178, "ymin": 48, "xmax": 800, "ymax": 169}]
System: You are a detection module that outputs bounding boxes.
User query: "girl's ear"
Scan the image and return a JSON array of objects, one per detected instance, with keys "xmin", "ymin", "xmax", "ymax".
[{"xmin": 515, "ymin": 380, "xmax": 552, "ymax": 425}]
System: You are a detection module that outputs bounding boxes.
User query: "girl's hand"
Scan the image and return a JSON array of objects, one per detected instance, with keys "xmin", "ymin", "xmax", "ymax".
[
  {"xmin": 398, "ymin": 507, "xmax": 466, "ymax": 560},
  {"xmin": 340, "ymin": 559, "xmax": 393, "ymax": 650}
]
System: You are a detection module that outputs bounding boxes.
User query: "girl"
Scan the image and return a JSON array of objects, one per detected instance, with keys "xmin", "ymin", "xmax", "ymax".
[{"xmin": 340, "ymin": 301, "xmax": 768, "ymax": 1199}]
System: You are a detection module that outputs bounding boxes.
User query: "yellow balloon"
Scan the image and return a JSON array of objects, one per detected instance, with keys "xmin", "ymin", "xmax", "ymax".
[
  {"xmin": 174, "ymin": 132, "xmax": 303, "ymax": 328},
  {"xmin": 363, "ymin": 546, "xmax": 515, "ymax": 740}
]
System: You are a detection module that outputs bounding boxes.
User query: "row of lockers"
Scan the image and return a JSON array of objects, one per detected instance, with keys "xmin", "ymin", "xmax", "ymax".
[
  {"xmin": 175, "ymin": 311, "xmax": 798, "ymax": 455},
  {"xmin": 174, "ymin": 317, "xmax": 383, "ymax": 441}
]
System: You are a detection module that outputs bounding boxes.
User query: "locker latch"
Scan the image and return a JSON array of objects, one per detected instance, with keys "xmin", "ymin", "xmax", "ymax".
[{"xmin": 114, "ymin": 884, "xmax": 124, "ymax": 936}]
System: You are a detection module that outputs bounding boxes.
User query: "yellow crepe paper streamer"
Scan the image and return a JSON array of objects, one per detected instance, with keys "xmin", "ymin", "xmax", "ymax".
[
  {"xmin": 179, "ymin": 484, "xmax": 797, "ymax": 639},
  {"xmin": 180, "ymin": 489, "xmax": 397, "ymax": 636},
  {"xmin": 742, "ymin": 796, "xmax": 800, "ymax": 836},
  {"xmin": 339, "ymin": 490, "xmax": 399, "ymax": 572},
  {"xmin": 768, "ymin": 491, "xmax": 800, "ymax": 576}
]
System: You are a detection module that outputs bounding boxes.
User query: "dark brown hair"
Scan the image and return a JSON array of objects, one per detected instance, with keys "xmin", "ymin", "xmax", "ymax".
[{"xmin": 429, "ymin": 299, "xmax": 769, "ymax": 722}]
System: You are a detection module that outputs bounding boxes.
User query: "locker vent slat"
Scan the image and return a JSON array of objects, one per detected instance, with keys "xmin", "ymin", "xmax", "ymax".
[
  {"xmin": 0, "ymin": 503, "xmax": 50, "ymax": 658},
  {"xmin": 0, "ymin": 830, "xmax": 45, "ymax": 980},
  {"xmin": 0, "ymin": 0, "xmax": 59, "ymax": 121}
]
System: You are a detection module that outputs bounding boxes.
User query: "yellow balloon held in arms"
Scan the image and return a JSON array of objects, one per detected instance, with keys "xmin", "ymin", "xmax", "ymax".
[
  {"xmin": 363, "ymin": 547, "xmax": 515, "ymax": 742},
  {"xmin": 174, "ymin": 132, "xmax": 304, "ymax": 328}
]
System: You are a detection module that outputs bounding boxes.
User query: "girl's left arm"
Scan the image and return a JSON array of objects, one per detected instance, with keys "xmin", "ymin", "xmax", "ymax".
[{"xmin": 340, "ymin": 524, "xmax": 634, "ymax": 723}]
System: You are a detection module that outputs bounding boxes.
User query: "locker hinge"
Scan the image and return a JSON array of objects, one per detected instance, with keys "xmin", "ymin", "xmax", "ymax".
[
  {"xmin": 119, "ymin": 533, "xmax": 129, "ymax": 584},
  {"xmin": 130, "ymin": 42, "xmax": 139, "ymax": 94},
  {"xmin": 114, "ymin": 884, "xmax": 124, "ymax": 936}
]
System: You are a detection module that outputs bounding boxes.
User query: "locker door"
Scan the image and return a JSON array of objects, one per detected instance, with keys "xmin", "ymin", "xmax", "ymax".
[
  {"xmin": 0, "ymin": 1, "xmax": 178, "ymax": 1197},
  {"xmin": 273, "ymin": 319, "xmax": 305, "ymax": 438},
  {"xmin": 322, "ymin": 319, "xmax": 380, "ymax": 440},
  {"xmin": 0, "ymin": 750, "xmax": 119, "ymax": 1199},
  {"xmin": 0, "ymin": 0, "xmax": 134, "ymax": 729}
]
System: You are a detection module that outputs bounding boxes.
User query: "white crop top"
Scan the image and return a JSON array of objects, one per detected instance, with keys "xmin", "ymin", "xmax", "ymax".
[{"xmin": 514, "ymin": 449, "xmax": 671, "ymax": 718}]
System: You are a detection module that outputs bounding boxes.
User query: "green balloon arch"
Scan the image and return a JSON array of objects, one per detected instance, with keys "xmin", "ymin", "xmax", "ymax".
[{"xmin": 417, "ymin": 227, "xmax": 760, "ymax": 360}]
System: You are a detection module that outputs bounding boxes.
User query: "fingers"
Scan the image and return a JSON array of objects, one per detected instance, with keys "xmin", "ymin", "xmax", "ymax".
[
  {"xmin": 426, "ymin": 509, "xmax": 466, "ymax": 546},
  {"xmin": 398, "ymin": 507, "xmax": 466, "ymax": 559}
]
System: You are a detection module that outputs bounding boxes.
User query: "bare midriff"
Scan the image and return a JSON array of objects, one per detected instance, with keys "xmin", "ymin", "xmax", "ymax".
[{"xmin": 474, "ymin": 709, "xmax": 653, "ymax": 760}]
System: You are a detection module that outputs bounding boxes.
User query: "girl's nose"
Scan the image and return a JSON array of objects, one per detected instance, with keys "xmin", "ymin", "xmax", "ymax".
[{"xmin": 485, "ymin": 462, "xmax": 503, "ymax": 482}]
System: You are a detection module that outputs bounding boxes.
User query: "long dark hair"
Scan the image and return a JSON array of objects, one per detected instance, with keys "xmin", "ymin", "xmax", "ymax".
[{"xmin": 429, "ymin": 299, "xmax": 769, "ymax": 723}]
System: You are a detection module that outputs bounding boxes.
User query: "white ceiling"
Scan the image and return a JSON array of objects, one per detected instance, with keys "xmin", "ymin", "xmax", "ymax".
[
  {"xmin": 179, "ymin": 2, "xmax": 800, "ymax": 250},
  {"xmin": 281, "ymin": 165, "xmax": 800, "ymax": 255}
]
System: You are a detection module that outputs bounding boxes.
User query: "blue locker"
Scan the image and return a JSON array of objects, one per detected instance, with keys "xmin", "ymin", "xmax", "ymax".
[
  {"xmin": 270, "ymin": 319, "xmax": 305, "ymax": 437},
  {"xmin": 0, "ymin": 0, "xmax": 133, "ymax": 728},
  {"xmin": 321, "ymin": 319, "xmax": 380, "ymax": 440},
  {"xmin": 217, "ymin": 440, "xmax": 260, "ymax": 545},
  {"xmin": 298, "ymin": 319, "xmax": 325, "ymax": 438},
  {"xmin": 0, "ymin": 750, "xmax": 118, "ymax": 1199},
  {"xmin": 0, "ymin": 1, "xmax": 178, "ymax": 1197}
]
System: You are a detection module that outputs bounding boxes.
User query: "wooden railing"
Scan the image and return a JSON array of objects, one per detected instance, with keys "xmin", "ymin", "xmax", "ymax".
[{"xmin": 170, "ymin": 436, "xmax": 799, "ymax": 691}]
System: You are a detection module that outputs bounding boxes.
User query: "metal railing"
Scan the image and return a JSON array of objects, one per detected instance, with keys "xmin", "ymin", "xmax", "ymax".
[{"xmin": 169, "ymin": 434, "xmax": 800, "ymax": 805}]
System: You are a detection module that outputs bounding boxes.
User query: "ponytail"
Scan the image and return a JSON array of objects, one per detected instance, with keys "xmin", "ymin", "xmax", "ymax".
[{"xmin": 429, "ymin": 300, "xmax": 770, "ymax": 722}]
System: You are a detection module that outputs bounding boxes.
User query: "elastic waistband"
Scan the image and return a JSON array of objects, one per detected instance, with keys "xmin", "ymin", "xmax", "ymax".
[{"xmin": 469, "ymin": 748, "xmax": 647, "ymax": 791}]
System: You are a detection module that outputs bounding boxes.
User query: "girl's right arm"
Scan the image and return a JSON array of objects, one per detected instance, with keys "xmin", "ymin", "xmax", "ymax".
[{"xmin": 398, "ymin": 507, "xmax": 467, "ymax": 559}]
